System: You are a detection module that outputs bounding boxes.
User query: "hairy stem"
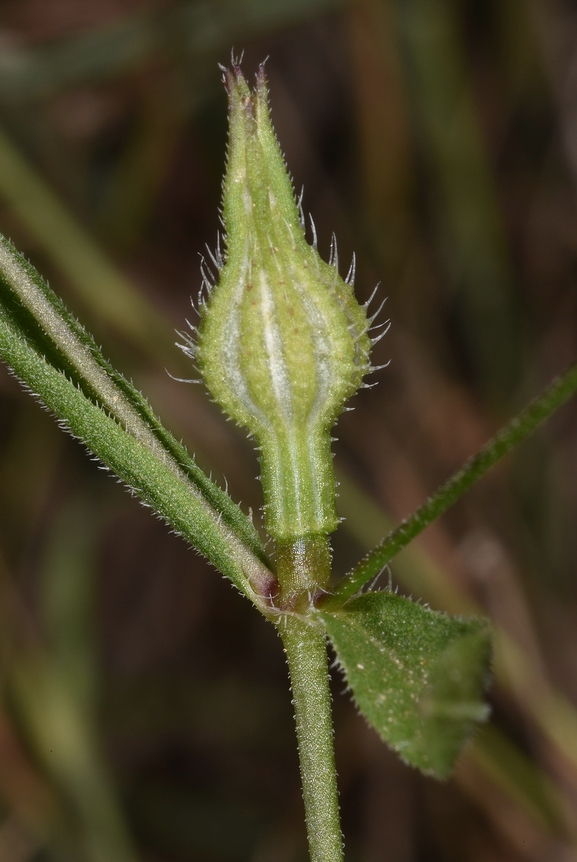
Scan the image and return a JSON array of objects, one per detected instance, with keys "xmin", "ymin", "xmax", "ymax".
[
  {"xmin": 275, "ymin": 535, "xmax": 332, "ymax": 611},
  {"xmin": 323, "ymin": 359, "xmax": 577, "ymax": 608},
  {"xmin": 278, "ymin": 615, "xmax": 343, "ymax": 862}
]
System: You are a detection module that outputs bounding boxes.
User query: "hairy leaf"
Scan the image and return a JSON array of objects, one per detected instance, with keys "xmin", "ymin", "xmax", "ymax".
[
  {"xmin": 0, "ymin": 234, "xmax": 275, "ymax": 603},
  {"xmin": 320, "ymin": 592, "xmax": 491, "ymax": 778}
]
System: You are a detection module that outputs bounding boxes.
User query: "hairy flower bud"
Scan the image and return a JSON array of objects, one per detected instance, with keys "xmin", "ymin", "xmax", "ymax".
[{"xmin": 195, "ymin": 63, "xmax": 372, "ymax": 542}]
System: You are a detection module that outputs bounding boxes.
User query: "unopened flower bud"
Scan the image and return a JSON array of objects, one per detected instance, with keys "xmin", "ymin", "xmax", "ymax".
[{"xmin": 196, "ymin": 63, "xmax": 372, "ymax": 542}]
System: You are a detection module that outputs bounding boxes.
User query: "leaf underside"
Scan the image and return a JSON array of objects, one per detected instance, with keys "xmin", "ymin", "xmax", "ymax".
[{"xmin": 320, "ymin": 592, "xmax": 492, "ymax": 779}]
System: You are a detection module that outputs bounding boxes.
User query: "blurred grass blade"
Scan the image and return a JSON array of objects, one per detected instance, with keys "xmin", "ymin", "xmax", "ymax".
[
  {"xmin": 10, "ymin": 504, "xmax": 140, "ymax": 862},
  {"xmin": 395, "ymin": 0, "xmax": 522, "ymax": 401},
  {"xmin": 320, "ymin": 592, "xmax": 491, "ymax": 778},
  {"xmin": 40, "ymin": 501, "xmax": 101, "ymax": 712},
  {"xmin": 0, "ymin": 235, "xmax": 275, "ymax": 604},
  {"xmin": 12, "ymin": 655, "xmax": 139, "ymax": 862},
  {"xmin": 461, "ymin": 724, "xmax": 569, "ymax": 845},
  {"xmin": 348, "ymin": 0, "xmax": 414, "ymax": 277},
  {"xmin": 0, "ymin": 123, "xmax": 169, "ymax": 353},
  {"xmin": 326, "ymin": 359, "xmax": 577, "ymax": 606}
]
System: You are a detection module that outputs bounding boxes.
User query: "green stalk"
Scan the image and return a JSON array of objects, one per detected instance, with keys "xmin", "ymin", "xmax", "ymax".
[
  {"xmin": 278, "ymin": 614, "xmax": 343, "ymax": 862},
  {"xmin": 324, "ymin": 359, "xmax": 577, "ymax": 608}
]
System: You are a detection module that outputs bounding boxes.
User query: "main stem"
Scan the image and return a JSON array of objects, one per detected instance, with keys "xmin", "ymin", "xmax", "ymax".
[{"xmin": 278, "ymin": 614, "xmax": 343, "ymax": 862}]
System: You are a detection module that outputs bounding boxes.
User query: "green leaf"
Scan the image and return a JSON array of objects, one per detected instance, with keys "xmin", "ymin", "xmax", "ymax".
[
  {"xmin": 319, "ymin": 592, "xmax": 492, "ymax": 778},
  {"xmin": 324, "ymin": 358, "xmax": 577, "ymax": 608},
  {"xmin": 0, "ymin": 234, "xmax": 276, "ymax": 604}
]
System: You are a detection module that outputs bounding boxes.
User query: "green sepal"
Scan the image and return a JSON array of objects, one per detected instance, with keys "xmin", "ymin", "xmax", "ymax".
[
  {"xmin": 319, "ymin": 591, "xmax": 492, "ymax": 778},
  {"xmin": 196, "ymin": 64, "xmax": 372, "ymax": 542}
]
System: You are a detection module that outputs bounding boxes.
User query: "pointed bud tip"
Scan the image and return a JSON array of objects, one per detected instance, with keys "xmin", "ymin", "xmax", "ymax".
[
  {"xmin": 221, "ymin": 57, "xmax": 270, "ymax": 103},
  {"xmin": 257, "ymin": 60, "xmax": 268, "ymax": 83}
]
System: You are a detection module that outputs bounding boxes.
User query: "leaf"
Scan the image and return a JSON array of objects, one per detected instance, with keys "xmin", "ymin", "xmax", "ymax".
[
  {"xmin": 319, "ymin": 592, "xmax": 492, "ymax": 778},
  {"xmin": 0, "ymin": 234, "xmax": 276, "ymax": 604},
  {"xmin": 325, "ymin": 356, "xmax": 577, "ymax": 607}
]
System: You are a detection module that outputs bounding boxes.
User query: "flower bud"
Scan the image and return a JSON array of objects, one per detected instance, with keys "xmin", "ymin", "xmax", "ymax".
[{"xmin": 196, "ymin": 64, "xmax": 372, "ymax": 542}]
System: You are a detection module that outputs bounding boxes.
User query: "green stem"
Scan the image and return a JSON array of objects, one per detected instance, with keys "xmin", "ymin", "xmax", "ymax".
[
  {"xmin": 323, "ymin": 359, "xmax": 577, "ymax": 609},
  {"xmin": 275, "ymin": 535, "xmax": 332, "ymax": 611},
  {"xmin": 278, "ymin": 615, "xmax": 343, "ymax": 862}
]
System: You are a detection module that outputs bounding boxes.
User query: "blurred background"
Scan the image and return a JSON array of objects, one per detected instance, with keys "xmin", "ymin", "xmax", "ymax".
[{"xmin": 0, "ymin": 0, "xmax": 577, "ymax": 860}]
